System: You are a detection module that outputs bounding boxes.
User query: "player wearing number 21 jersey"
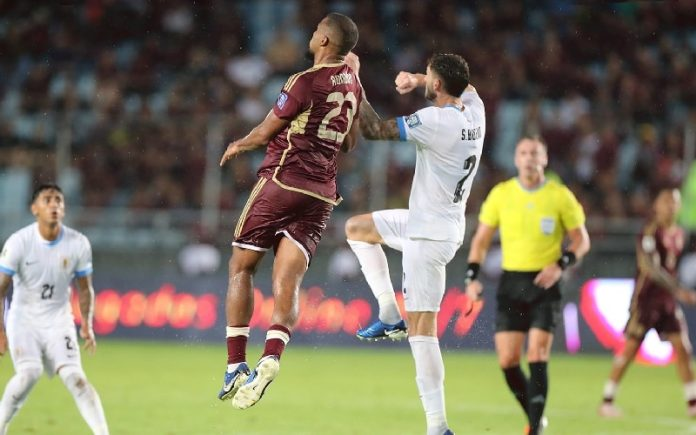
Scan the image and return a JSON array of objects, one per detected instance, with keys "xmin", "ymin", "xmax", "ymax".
[
  {"xmin": 0, "ymin": 184, "xmax": 108, "ymax": 434},
  {"xmin": 0, "ymin": 221, "xmax": 91, "ymax": 323},
  {"xmin": 217, "ymin": 13, "xmax": 361, "ymax": 410}
]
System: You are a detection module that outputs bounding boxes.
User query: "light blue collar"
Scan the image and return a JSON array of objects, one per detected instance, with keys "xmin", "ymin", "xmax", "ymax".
[{"xmin": 36, "ymin": 224, "xmax": 64, "ymax": 247}]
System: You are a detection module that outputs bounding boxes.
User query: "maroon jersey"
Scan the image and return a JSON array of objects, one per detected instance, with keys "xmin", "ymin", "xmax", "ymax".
[
  {"xmin": 258, "ymin": 62, "xmax": 363, "ymax": 205},
  {"xmin": 632, "ymin": 222, "xmax": 685, "ymax": 306},
  {"xmin": 625, "ymin": 222, "xmax": 686, "ymax": 339}
]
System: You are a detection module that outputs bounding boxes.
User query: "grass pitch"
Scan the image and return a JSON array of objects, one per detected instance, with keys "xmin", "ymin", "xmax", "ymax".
[{"xmin": 0, "ymin": 340, "xmax": 694, "ymax": 434}]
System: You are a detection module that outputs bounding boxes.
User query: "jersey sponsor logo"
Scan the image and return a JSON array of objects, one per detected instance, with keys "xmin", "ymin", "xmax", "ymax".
[
  {"xmin": 276, "ymin": 92, "xmax": 289, "ymax": 110},
  {"xmin": 540, "ymin": 217, "xmax": 555, "ymax": 235},
  {"xmin": 405, "ymin": 113, "xmax": 421, "ymax": 128}
]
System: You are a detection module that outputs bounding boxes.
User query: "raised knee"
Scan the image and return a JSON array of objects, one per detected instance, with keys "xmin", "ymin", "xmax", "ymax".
[
  {"xmin": 346, "ymin": 214, "xmax": 377, "ymax": 241},
  {"xmin": 345, "ymin": 216, "xmax": 362, "ymax": 239}
]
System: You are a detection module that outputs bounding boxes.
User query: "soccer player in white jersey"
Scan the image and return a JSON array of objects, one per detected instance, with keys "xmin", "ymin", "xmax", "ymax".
[
  {"xmin": 344, "ymin": 53, "xmax": 485, "ymax": 435},
  {"xmin": 0, "ymin": 184, "xmax": 109, "ymax": 435}
]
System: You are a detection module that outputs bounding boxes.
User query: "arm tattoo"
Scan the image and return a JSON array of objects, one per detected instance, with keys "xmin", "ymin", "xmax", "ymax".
[{"xmin": 359, "ymin": 99, "xmax": 400, "ymax": 140}]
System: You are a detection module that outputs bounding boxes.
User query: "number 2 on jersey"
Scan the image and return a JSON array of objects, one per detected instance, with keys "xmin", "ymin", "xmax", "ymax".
[
  {"xmin": 453, "ymin": 155, "xmax": 477, "ymax": 203},
  {"xmin": 317, "ymin": 91, "xmax": 357, "ymax": 144}
]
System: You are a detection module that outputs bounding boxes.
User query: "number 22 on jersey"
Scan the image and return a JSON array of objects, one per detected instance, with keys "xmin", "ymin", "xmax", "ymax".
[
  {"xmin": 453, "ymin": 155, "xmax": 477, "ymax": 203},
  {"xmin": 317, "ymin": 91, "xmax": 357, "ymax": 144}
]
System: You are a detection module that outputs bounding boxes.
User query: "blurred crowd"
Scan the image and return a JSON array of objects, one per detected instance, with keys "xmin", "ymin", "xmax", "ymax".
[{"xmin": 0, "ymin": 0, "xmax": 695, "ymax": 220}]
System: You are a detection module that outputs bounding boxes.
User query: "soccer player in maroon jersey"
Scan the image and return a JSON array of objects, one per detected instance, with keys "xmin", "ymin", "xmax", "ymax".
[
  {"xmin": 216, "ymin": 13, "xmax": 361, "ymax": 410},
  {"xmin": 599, "ymin": 188, "xmax": 696, "ymax": 418}
]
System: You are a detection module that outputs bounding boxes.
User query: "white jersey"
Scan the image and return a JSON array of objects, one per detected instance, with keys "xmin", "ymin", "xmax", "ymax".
[
  {"xmin": 396, "ymin": 89, "xmax": 486, "ymax": 243},
  {"xmin": 0, "ymin": 223, "xmax": 92, "ymax": 325}
]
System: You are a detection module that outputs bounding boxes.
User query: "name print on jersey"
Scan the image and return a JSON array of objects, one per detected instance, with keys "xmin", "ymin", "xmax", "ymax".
[
  {"xmin": 462, "ymin": 126, "xmax": 482, "ymax": 141},
  {"xmin": 330, "ymin": 73, "xmax": 353, "ymax": 86}
]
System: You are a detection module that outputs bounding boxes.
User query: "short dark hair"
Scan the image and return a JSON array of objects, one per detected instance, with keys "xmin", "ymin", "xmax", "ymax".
[
  {"xmin": 653, "ymin": 185, "xmax": 680, "ymax": 200},
  {"xmin": 325, "ymin": 13, "xmax": 359, "ymax": 55},
  {"xmin": 31, "ymin": 183, "xmax": 63, "ymax": 203},
  {"xmin": 427, "ymin": 53, "xmax": 470, "ymax": 97}
]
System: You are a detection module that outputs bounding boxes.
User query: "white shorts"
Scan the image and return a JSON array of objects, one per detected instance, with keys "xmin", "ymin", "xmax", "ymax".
[
  {"xmin": 373, "ymin": 209, "xmax": 459, "ymax": 312},
  {"xmin": 6, "ymin": 315, "xmax": 82, "ymax": 376}
]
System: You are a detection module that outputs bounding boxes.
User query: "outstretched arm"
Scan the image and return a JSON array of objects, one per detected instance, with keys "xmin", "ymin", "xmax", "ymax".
[
  {"xmin": 74, "ymin": 275, "xmax": 97, "ymax": 354},
  {"xmin": 220, "ymin": 111, "xmax": 290, "ymax": 166},
  {"xmin": 359, "ymin": 99, "xmax": 400, "ymax": 140}
]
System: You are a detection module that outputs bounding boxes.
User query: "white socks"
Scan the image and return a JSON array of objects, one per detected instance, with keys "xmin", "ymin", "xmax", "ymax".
[
  {"xmin": 409, "ymin": 336, "xmax": 448, "ymax": 435},
  {"xmin": 603, "ymin": 380, "xmax": 618, "ymax": 400},
  {"xmin": 0, "ymin": 367, "xmax": 42, "ymax": 433},
  {"xmin": 684, "ymin": 381, "xmax": 696, "ymax": 402},
  {"xmin": 347, "ymin": 239, "xmax": 401, "ymax": 324},
  {"xmin": 59, "ymin": 369, "xmax": 109, "ymax": 435},
  {"xmin": 377, "ymin": 293, "xmax": 401, "ymax": 324}
]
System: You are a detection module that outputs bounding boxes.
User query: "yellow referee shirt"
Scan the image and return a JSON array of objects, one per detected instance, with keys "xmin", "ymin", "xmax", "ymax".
[{"xmin": 479, "ymin": 177, "xmax": 585, "ymax": 271}]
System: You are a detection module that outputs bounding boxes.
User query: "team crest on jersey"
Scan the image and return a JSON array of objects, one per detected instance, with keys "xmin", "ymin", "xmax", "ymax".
[
  {"xmin": 540, "ymin": 217, "xmax": 556, "ymax": 235},
  {"xmin": 276, "ymin": 92, "xmax": 288, "ymax": 110},
  {"xmin": 405, "ymin": 113, "xmax": 421, "ymax": 128}
]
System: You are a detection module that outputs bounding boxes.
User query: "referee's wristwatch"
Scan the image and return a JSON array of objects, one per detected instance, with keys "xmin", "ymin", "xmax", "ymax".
[
  {"xmin": 557, "ymin": 251, "xmax": 577, "ymax": 270},
  {"xmin": 464, "ymin": 262, "xmax": 480, "ymax": 285}
]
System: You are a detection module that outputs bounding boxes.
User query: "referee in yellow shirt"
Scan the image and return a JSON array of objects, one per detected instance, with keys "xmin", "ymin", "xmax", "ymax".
[{"xmin": 465, "ymin": 136, "xmax": 590, "ymax": 435}]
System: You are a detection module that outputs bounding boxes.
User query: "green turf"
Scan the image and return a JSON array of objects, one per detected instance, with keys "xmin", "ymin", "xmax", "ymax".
[{"xmin": 0, "ymin": 340, "xmax": 694, "ymax": 434}]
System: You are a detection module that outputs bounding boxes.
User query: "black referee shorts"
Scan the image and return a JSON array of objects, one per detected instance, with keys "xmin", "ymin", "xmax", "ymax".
[{"xmin": 495, "ymin": 271, "xmax": 562, "ymax": 333}]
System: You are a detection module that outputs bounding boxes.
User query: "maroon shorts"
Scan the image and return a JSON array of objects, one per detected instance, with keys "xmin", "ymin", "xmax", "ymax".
[
  {"xmin": 624, "ymin": 297, "xmax": 684, "ymax": 340},
  {"xmin": 233, "ymin": 177, "xmax": 333, "ymax": 264}
]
